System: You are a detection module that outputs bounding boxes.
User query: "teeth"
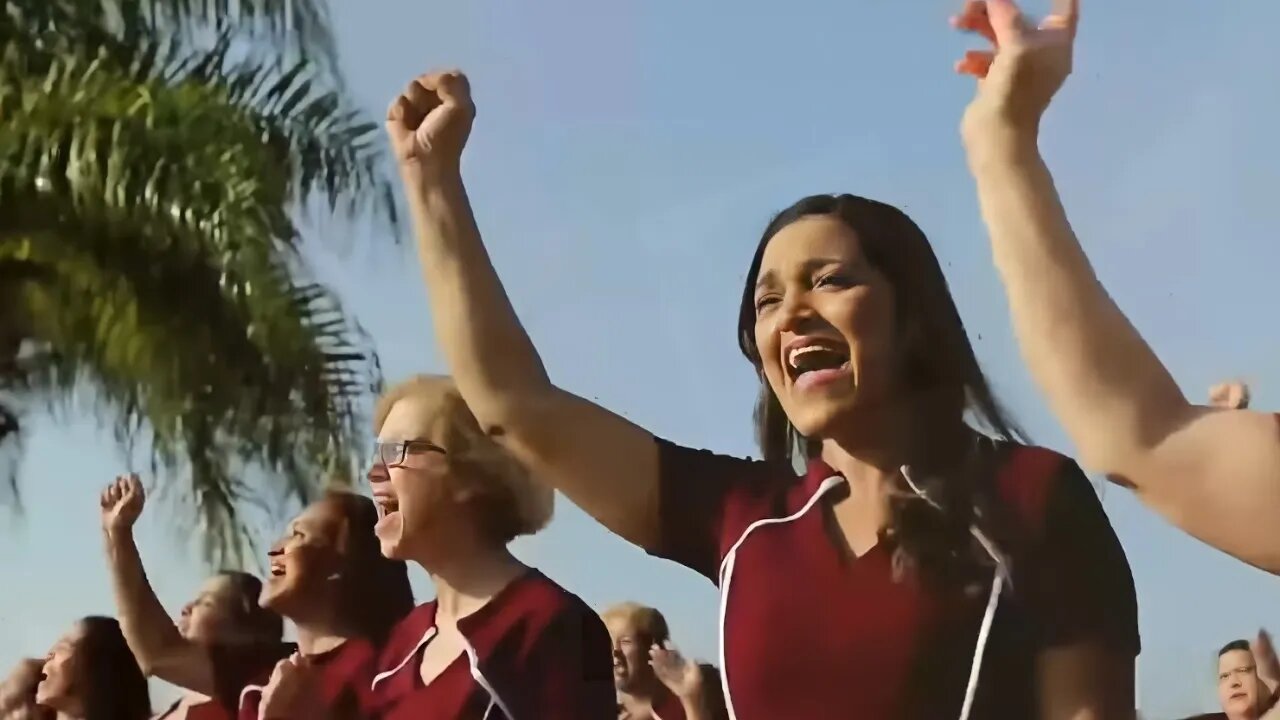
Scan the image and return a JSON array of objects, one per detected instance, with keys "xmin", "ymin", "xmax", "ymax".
[{"xmin": 788, "ymin": 344, "xmax": 838, "ymax": 369}]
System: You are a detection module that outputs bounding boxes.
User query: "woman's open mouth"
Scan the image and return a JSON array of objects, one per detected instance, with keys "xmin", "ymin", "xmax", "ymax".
[
  {"xmin": 374, "ymin": 494, "xmax": 402, "ymax": 536},
  {"xmin": 785, "ymin": 339, "xmax": 851, "ymax": 390}
]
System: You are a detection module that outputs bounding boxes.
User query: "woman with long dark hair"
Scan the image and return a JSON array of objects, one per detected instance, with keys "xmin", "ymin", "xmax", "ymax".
[
  {"xmin": 100, "ymin": 475, "xmax": 415, "ymax": 719},
  {"xmin": 35, "ymin": 616, "xmax": 150, "ymax": 720},
  {"xmin": 384, "ymin": 49, "xmax": 1139, "ymax": 718}
]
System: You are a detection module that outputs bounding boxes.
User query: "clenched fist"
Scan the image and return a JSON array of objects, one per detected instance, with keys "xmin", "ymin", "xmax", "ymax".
[
  {"xmin": 259, "ymin": 653, "xmax": 320, "ymax": 720},
  {"xmin": 100, "ymin": 474, "xmax": 145, "ymax": 535},
  {"xmin": 1209, "ymin": 380, "xmax": 1251, "ymax": 410},
  {"xmin": 386, "ymin": 70, "xmax": 475, "ymax": 186}
]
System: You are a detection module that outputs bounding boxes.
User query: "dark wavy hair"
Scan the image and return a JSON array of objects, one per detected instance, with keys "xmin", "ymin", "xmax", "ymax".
[
  {"xmin": 216, "ymin": 571, "xmax": 284, "ymax": 641},
  {"xmin": 77, "ymin": 616, "xmax": 151, "ymax": 720},
  {"xmin": 736, "ymin": 194, "xmax": 1026, "ymax": 587},
  {"xmin": 324, "ymin": 491, "xmax": 416, "ymax": 645}
]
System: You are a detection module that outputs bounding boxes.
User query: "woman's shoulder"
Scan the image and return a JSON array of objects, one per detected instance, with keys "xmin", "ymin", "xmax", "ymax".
[
  {"xmin": 654, "ymin": 437, "xmax": 813, "ymax": 507},
  {"xmin": 988, "ymin": 440, "xmax": 1090, "ymax": 532}
]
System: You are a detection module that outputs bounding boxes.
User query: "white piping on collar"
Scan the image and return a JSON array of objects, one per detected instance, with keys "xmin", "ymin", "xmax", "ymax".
[
  {"xmin": 371, "ymin": 626, "xmax": 437, "ymax": 690},
  {"xmin": 716, "ymin": 474, "xmax": 844, "ymax": 720},
  {"xmin": 238, "ymin": 683, "xmax": 263, "ymax": 715},
  {"xmin": 714, "ymin": 468, "xmax": 1009, "ymax": 720},
  {"xmin": 368, "ymin": 623, "xmax": 514, "ymax": 719},
  {"xmin": 464, "ymin": 638, "xmax": 514, "ymax": 719},
  {"xmin": 900, "ymin": 466, "xmax": 1009, "ymax": 720}
]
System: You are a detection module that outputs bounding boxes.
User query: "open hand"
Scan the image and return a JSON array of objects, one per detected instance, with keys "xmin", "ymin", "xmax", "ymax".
[
  {"xmin": 954, "ymin": 0, "xmax": 1079, "ymax": 137},
  {"xmin": 650, "ymin": 643, "xmax": 703, "ymax": 701},
  {"xmin": 386, "ymin": 70, "xmax": 475, "ymax": 186},
  {"xmin": 1255, "ymin": 629, "xmax": 1280, "ymax": 691},
  {"xmin": 100, "ymin": 474, "xmax": 145, "ymax": 535}
]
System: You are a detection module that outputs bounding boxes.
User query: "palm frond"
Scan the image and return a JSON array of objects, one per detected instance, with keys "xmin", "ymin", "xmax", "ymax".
[{"xmin": 0, "ymin": 8, "xmax": 392, "ymax": 563}]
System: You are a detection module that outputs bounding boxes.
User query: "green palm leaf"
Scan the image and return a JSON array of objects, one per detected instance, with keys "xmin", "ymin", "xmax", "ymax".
[{"xmin": 0, "ymin": 3, "xmax": 394, "ymax": 564}]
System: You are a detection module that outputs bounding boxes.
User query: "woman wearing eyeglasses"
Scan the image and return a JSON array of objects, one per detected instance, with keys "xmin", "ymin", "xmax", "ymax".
[{"xmin": 367, "ymin": 374, "xmax": 615, "ymax": 720}]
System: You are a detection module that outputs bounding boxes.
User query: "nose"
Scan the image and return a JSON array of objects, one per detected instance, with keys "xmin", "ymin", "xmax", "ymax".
[
  {"xmin": 180, "ymin": 603, "xmax": 193, "ymax": 618},
  {"xmin": 775, "ymin": 291, "xmax": 818, "ymax": 335}
]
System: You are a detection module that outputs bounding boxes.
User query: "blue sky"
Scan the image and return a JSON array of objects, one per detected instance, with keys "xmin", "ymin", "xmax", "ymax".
[{"xmin": 3, "ymin": 1, "xmax": 1278, "ymax": 717}]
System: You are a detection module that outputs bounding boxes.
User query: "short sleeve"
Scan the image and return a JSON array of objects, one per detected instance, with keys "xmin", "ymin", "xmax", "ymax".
[
  {"xmin": 1024, "ymin": 460, "xmax": 1140, "ymax": 655},
  {"xmin": 208, "ymin": 641, "xmax": 291, "ymax": 711},
  {"xmin": 649, "ymin": 438, "xmax": 776, "ymax": 582},
  {"xmin": 510, "ymin": 605, "xmax": 615, "ymax": 720}
]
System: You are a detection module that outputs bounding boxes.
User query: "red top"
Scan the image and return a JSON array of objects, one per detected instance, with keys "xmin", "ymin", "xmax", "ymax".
[
  {"xmin": 371, "ymin": 569, "xmax": 615, "ymax": 719},
  {"xmin": 202, "ymin": 637, "xmax": 378, "ymax": 719},
  {"xmin": 648, "ymin": 438, "xmax": 1140, "ymax": 719},
  {"xmin": 231, "ymin": 638, "xmax": 379, "ymax": 719}
]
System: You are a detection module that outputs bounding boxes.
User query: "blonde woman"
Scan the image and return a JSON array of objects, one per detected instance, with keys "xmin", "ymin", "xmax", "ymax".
[{"xmin": 367, "ymin": 375, "xmax": 614, "ymax": 719}]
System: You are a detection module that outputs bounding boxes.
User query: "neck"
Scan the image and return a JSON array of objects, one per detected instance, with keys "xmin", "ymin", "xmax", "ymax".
[
  {"xmin": 619, "ymin": 675, "xmax": 664, "ymax": 704},
  {"xmin": 424, "ymin": 544, "xmax": 524, "ymax": 623},
  {"xmin": 292, "ymin": 611, "xmax": 357, "ymax": 655},
  {"xmin": 622, "ymin": 676, "xmax": 670, "ymax": 712}
]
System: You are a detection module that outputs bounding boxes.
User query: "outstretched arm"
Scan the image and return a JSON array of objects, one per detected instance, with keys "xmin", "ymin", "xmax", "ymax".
[
  {"xmin": 101, "ymin": 474, "xmax": 216, "ymax": 693},
  {"xmin": 387, "ymin": 72, "xmax": 661, "ymax": 548},
  {"xmin": 956, "ymin": 0, "xmax": 1280, "ymax": 573}
]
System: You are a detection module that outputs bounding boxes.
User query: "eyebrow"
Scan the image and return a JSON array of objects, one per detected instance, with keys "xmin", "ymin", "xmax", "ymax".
[{"xmin": 754, "ymin": 257, "xmax": 853, "ymax": 292}]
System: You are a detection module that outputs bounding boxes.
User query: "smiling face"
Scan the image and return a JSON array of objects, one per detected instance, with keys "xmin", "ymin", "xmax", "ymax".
[
  {"xmin": 35, "ymin": 624, "xmax": 88, "ymax": 716},
  {"xmin": 176, "ymin": 575, "xmax": 241, "ymax": 643},
  {"xmin": 259, "ymin": 498, "xmax": 346, "ymax": 618},
  {"xmin": 1219, "ymin": 648, "xmax": 1265, "ymax": 718},
  {"xmin": 750, "ymin": 214, "xmax": 899, "ymax": 441}
]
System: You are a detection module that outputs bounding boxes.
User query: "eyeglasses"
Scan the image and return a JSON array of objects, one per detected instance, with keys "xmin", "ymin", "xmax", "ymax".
[{"xmin": 374, "ymin": 440, "xmax": 447, "ymax": 469}]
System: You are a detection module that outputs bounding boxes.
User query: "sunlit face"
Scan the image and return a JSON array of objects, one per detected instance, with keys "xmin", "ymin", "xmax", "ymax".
[
  {"xmin": 1219, "ymin": 649, "xmax": 1264, "ymax": 718},
  {"xmin": 751, "ymin": 215, "xmax": 898, "ymax": 439},
  {"xmin": 35, "ymin": 624, "xmax": 88, "ymax": 716},
  {"xmin": 605, "ymin": 614, "xmax": 653, "ymax": 693},
  {"xmin": 177, "ymin": 575, "xmax": 240, "ymax": 644},
  {"xmin": 259, "ymin": 498, "xmax": 345, "ymax": 618},
  {"xmin": 369, "ymin": 396, "xmax": 464, "ymax": 562}
]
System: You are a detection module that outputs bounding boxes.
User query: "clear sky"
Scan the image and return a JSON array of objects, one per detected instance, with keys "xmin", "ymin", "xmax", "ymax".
[{"xmin": 3, "ymin": 1, "xmax": 1278, "ymax": 717}]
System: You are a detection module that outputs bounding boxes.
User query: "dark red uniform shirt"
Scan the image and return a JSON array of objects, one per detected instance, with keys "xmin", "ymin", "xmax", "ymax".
[
  {"xmin": 371, "ymin": 569, "xmax": 615, "ymax": 719},
  {"xmin": 204, "ymin": 637, "xmax": 378, "ymax": 719},
  {"xmin": 649, "ymin": 438, "xmax": 1141, "ymax": 719},
  {"xmin": 232, "ymin": 638, "xmax": 379, "ymax": 719}
]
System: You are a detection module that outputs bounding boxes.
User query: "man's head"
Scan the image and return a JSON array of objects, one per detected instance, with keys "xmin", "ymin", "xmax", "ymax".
[
  {"xmin": 1219, "ymin": 639, "xmax": 1267, "ymax": 719},
  {"xmin": 602, "ymin": 602, "xmax": 671, "ymax": 694}
]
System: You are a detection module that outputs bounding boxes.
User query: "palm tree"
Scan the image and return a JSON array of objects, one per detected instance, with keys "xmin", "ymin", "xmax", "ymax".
[{"xmin": 0, "ymin": 0, "xmax": 397, "ymax": 564}]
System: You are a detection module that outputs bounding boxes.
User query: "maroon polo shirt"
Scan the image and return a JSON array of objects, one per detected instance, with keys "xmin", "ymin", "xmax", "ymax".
[
  {"xmin": 234, "ymin": 637, "xmax": 379, "ymax": 719},
  {"xmin": 649, "ymin": 438, "xmax": 1140, "ymax": 719},
  {"xmin": 371, "ymin": 568, "xmax": 615, "ymax": 719},
  {"xmin": 202, "ymin": 637, "xmax": 379, "ymax": 719}
]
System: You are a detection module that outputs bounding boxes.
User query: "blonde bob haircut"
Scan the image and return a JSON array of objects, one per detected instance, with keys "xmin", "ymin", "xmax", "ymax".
[
  {"xmin": 374, "ymin": 374, "xmax": 554, "ymax": 544},
  {"xmin": 601, "ymin": 602, "xmax": 671, "ymax": 646}
]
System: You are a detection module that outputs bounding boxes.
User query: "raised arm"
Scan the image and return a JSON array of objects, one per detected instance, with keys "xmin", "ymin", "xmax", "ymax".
[
  {"xmin": 954, "ymin": 0, "xmax": 1280, "ymax": 573},
  {"xmin": 385, "ymin": 71, "xmax": 661, "ymax": 548},
  {"xmin": 101, "ymin": 474, "xmax": 216, "ymax": 693}
]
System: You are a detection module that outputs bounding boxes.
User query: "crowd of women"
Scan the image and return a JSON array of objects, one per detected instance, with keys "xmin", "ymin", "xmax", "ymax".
[{"xmin": 3, "ymin": 0, "xmax": 1279, "ymax": 717}]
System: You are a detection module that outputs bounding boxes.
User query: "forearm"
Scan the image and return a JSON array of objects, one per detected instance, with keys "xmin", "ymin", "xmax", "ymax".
[
  {"xmin": 406, "ymin": 175, "xmax": 552, "ymax": 426},
  {"xmin": 104, "ymin": 529, "xmax": 197, "ymax": 681},
  {"xmin": 967, "ymin": 134, "xmax": 1190, "ymax": 478}
]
